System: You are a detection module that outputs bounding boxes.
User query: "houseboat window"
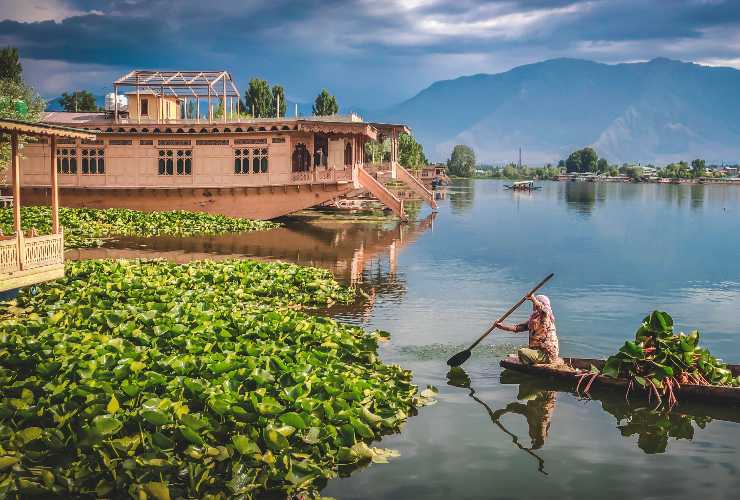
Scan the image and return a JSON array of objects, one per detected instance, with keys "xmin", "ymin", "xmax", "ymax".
[
  {"xmin": 141, "ymin": 98, "xmax": 149, "ymax": 116},
  {"xmin": 314, "ymin": 135, "xmax": 328, "ymax": 167},
  {"xmin": 252, "ymin": 149, "xmax": 260, "ymax": 174},
  {"xmin": 56, "ymin": 148, "xmax": 78, "ymax": 174},
  {"xmin": 158, "ymin": 149, "xmax": 190, "ymax": 175},
  {"xmin": 81, "ymin": 148, "xmax": 105, "ymax": 174},
  {"xmin": 292, "ymin": 143, "xmax": 310, "ymax": 172},
  {"xmin": 344, "ymin": 142, "xmax": 352, "ymax": 166}
]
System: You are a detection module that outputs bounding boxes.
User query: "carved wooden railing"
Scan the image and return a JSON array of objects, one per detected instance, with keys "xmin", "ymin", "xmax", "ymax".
[
  {"xmin": 0, "ymin": 239, "xmax": 19, "ymax": 274},
  {"xmin": 23, "ymin": 233, "xmax": 64, "ymax": 270},
  {"xmin": 291, "ymin": 172, "xmax": 313, "ymax": 183},
  {"xmin": 289, "ymin": 169, "xmax": 342, "ymax": 183}
]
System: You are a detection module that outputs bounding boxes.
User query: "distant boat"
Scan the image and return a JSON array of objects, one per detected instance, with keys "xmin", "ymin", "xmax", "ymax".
[{"xmin": 504, "ymin": 180, "xmax": 541, "ymax": 191}]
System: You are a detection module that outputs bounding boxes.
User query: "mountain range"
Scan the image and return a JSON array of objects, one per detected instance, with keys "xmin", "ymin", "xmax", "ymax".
[{"xmin": 377, "ymin": 58, "xmax": 740, "ymax": 165}]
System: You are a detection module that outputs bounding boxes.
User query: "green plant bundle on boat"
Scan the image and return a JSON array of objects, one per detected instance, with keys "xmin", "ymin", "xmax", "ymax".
[
  {"xmin": 600, "ymin": 311, "xmax": 740, "ymax": 407},
  {"xmin": 0, "ymin": 259, "xmax": 419, "ymax": 498},
  {"xmin": 0, "ymin": 207, "xmax": 278, "ymax": 249}
]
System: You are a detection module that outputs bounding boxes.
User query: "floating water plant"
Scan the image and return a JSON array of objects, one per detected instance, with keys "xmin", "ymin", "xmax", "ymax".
[
  {"xmin": 0, "ymin": 259, "xmax": 418, "ymax": 498},
  {"xmin": 0, "ymin": 207, "xmax": 278, "ymax": 248},
  {"xmin": 591, "ymin": 311, "xmax": 740, "ymax": 408}
]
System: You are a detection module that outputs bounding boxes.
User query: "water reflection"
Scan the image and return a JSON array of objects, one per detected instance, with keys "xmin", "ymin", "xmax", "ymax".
[
  {"xmin": 563, "ymin": 182, "xmax": 606, "ymax": 215},
  {"xmin": 497, "ymin": 369, "xmax": 740, "ymax": 455},
  {"xmin": 447, "ymin": 179, "xmax": 475, "ymax": 214},
  {"xmin": 448, "ymin": 367, "xmax": 550, "ymax": 474},
  {"xmin": 69, "ymin": 211, "xmax": 437, "ymax": 289}
]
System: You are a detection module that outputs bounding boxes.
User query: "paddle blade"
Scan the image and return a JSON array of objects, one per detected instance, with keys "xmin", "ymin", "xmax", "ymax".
[{"xmin": 447, "ymin": 349, "xmax": 471, "ymax": 367}]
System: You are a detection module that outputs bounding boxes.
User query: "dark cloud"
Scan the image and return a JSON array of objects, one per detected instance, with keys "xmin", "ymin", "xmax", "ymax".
[{"xmin": 2, "ymin": 0, "xmax": 740, "ymax": 106}]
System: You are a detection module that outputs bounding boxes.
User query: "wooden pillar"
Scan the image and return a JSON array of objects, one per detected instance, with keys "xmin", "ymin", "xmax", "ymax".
[
  {"xmin": 197, "ymin": 98, "xmax": 200, "ymax": 124},
  {"xmin": 11, "ymin": 133, "xmax": 24, "ymax": 269},
  {"xmin": 50, "ymin": 136, "xmax": 60, "ymax": 234},
  {"xmin": 136, "ymin": 80, "xmax": 141, "ymax": 124},
  {"xmin": 113, "ymin": 84, "xmax": 118, "ymax": 123},
  {"xmin": 223, "ymin": 78, "xmax": 227, "ymax": 124}
]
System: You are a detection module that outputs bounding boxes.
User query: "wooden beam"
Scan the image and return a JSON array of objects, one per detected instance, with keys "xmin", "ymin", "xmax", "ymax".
[{"xmin": 50, "ymin": 136, "xmax": 60, "ymax": 234}]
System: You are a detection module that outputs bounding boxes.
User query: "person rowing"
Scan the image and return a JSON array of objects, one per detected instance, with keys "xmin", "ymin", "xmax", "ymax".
[{"xmin": 496, "ymin": 294, "xmax": 563, "ymax": 365}]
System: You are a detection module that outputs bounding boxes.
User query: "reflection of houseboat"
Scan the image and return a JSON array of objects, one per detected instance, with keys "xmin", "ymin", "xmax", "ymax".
[
  {"xmin": 504, "ymin": 180, "xmax": 541, "ymax": 191},
  {"xmin": 11, "ymin": 70, "xmax": 436, "ymax": 220},
  {"xmin": 416, "ymin": 164, "xmax": 449, "ymax": 188}
]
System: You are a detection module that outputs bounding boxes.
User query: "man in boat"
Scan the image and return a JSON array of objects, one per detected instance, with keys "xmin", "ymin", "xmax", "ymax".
[{"xmin": 496, "ymin": 294, "xmax": 563, "ymax": 365}]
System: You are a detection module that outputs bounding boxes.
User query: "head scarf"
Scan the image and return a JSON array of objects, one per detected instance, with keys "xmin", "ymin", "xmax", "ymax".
[{"xmin": 529, "ymin": 294, "xmax": 554, "ymax": 330}]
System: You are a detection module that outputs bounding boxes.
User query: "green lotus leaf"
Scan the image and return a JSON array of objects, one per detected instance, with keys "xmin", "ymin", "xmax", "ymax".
[
  {"xmin": 263, "ymin": 429, "xmax": 290, "ymax": 451},
  {"xmin": 92, "ymin": 415, "xmax": 122, "ymax": 436},
  {"xmin": 232, "ymin": 435, "xmax": 261, "ymax": 455},
  {"xmin": 279, "ymin": 412, "xmax": 307, "ymax": 429}
]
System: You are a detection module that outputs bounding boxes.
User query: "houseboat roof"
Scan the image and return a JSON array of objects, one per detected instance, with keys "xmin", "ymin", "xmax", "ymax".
[
  {"xmin": 0, "ymin": 117, "xmax": 96, "ymax": 140},
  {"xmin": 40, "ymin": 112, "xmax": 409, "ymax": 138}
]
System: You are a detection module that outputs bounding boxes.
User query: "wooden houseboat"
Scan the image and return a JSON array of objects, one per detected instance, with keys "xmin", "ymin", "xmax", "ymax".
[{"xmin": 11, "ymin": 70, "xmax": 435, "ymax": 221}]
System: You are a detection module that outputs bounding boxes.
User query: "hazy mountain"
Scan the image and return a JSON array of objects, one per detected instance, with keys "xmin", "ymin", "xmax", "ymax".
[{"xmin": 379, "ymin": 58, "xmax": 740, "ymax": 165}]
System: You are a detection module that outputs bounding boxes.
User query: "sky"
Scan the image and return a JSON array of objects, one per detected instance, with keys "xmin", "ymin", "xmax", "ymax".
[{"xmin": 2, "ymin": 0, "xmax": 740, "ymax": 109}]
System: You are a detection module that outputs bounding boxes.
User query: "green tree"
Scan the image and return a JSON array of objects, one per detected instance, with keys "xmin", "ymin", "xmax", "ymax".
[
  {"xmin": 596, "ymin": 158, "xmax": 609, "ymax": 173},
  {"xmin": 0, "ymin": 57, "xmax": 45, "ymax": 171},
  {"xmin": 398, "ymin": 133, "xmax": 427, "ymax": 168},
  {"xmin": 364, "ymin": 139, "xmax": 390, "ymax": 164},
  {"xmin": 271, "ymin": 85, "xmax": 286, "ymax": 118},
  {"xmin": 313, "ymin": 89, "xmax": 338, "ymax": 116},
  {"xmin": 447, "ymin": 145, "xmax": 476, "ymax": 177},
  {"xmin": 245, "ymin": 78, "xmax": 273, "ymax": 118},
  {"xmin": 565, "ymin": 147, "xmax": 599, "ymax": 173},
  {"xmin": 691, "ymin": 158, "xmax": 706, "ymax": 178},
  {"xmin": 0, "ymin": 47, "xmax": 22, "ymax": 82},
  {"xmin": 59, "ymin": 90, "xmax": 98, "ymax": 112}
]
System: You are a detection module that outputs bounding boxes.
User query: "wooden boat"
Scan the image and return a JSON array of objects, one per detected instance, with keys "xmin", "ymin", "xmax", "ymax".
[
  {"xmin": 500, "ymin": 355, "xmax": 740, "ymax": 403},
  {"xmin": 504, "ymin": 180, "xmax": 541, "ymax": 191}
]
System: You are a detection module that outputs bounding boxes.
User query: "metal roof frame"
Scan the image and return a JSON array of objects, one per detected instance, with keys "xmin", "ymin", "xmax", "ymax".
[{"xmin": 113, "ymin": 70, "xmax": 240, "ymax": 98}]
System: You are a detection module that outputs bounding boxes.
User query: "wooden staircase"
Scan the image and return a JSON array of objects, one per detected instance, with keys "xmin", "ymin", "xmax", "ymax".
[
  {"xmin": 357, "ymin": 166, "xmax": 407, "ymax": 221},
  {"xmin": 395, "ymin": 164, "xmax": 438, "ymax": 210}
]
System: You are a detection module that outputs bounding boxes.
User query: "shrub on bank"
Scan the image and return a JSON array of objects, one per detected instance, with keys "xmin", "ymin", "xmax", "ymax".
[
  {"xmin": 0, "ymin": 259, "xmax": 419, "ymax": 498},
  {"xmin": 0, "ymin": 207, "xmax": 278, "ymax": 248}
]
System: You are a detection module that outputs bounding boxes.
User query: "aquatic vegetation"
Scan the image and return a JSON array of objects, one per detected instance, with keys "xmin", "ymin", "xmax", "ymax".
[
  {"xmin": 0, "ymin": 206, "xmax": 278, "ymax": 248},
  {"xmin": 0, "ymin": 259, "xmax": 418, "ymax": 498},
  {"xmin": 595, "ymin": 311, "xmax": 740, "ymax": 407}
]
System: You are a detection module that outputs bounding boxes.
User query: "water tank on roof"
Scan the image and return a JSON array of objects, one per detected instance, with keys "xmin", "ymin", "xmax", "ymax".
[{"xmin": 105, "ymin": 93, "xmax": 128, "ymax": 111}]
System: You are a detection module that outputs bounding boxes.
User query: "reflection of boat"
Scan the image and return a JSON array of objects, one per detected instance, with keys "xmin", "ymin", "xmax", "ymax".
[
  {"xmin": 504, "ymin": 180, "xmax": 541, "ymax": 191},
  {"xmin": 499, "ymin": 369, "xmax": 740, "ymax": 454},
  {"xmin": 447, "ymin": 368, "xmax": 549, "ymax": 474},
  {"xmin": 500, "ymin": 356, "xmax": 740, "ymax": 403}
]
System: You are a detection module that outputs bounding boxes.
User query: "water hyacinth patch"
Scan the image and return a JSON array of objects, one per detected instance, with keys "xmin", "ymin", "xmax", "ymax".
[
  {"xmin": 0, "ymin": 259, "xmax": 418, "ymax": 498},
  {"xmin": 0, "ymin": 206, "xmax": 278, "ymax": 248}
]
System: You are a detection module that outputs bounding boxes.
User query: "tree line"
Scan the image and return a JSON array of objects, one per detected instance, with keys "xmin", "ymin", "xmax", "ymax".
[{"xmin": 561, "ymin": 147, "xmax": 733, "ymax": 179}]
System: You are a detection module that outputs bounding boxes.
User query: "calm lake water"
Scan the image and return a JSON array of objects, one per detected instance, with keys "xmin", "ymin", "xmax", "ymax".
[{"xmin": 72, "ymin": 179, "xmax": 740, "ymax": 499}]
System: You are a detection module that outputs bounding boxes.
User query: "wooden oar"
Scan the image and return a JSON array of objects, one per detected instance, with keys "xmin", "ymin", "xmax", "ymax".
[{"xmin": 446, "ymin": 273, "xmax": 554, "ymax": 367}]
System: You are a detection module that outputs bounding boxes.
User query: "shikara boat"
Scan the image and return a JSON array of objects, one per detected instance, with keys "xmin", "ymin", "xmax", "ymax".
[
  {"xmin": 500, "ymin": 355, "xmax": 740, "ymax": 404},
  {"xmin": 504, "ymin": 180, "xmax": 541, "ymax": 191}
]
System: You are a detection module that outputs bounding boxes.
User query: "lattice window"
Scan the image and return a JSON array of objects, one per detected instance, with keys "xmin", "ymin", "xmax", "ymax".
[
  {"xmin": 234, "ymin": 149, "xmax": 249, "ymax": 174},
  {"xmin": 158, "ymin": 150, "xmax": 192, "ymax": 176},
  {"xmin": 234, "ymin": 148, "xmax": 268, "ymax": 174},
  {"xmin": 252, "ymin": 148, "xmax": 268, "ymax": 173},
  {"xmin": 81, "ymin": 148, "xmax": 105, "ymax": 175},
  {"xmin": 56, "ymin": 148, "xmax": 78, "ymax": 174}
]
